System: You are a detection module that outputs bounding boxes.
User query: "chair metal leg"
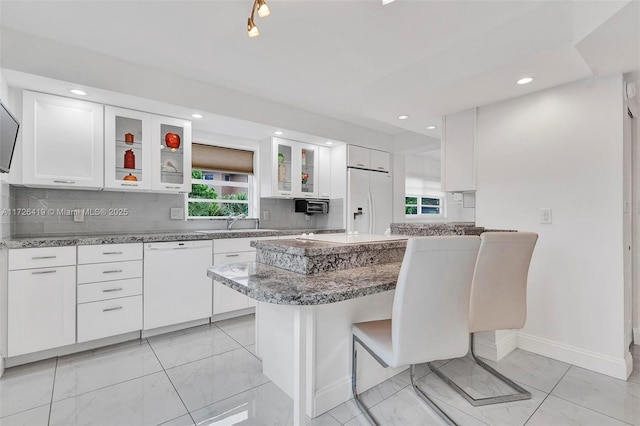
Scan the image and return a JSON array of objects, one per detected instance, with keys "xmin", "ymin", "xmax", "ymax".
[
  {"xmin": 410, "ymin": 365, "xmax": 458, "ymax": 426},
  {"xmin": 427, "ymin": 333, "xmax": 531, "ymax": 407},
  {"xmin": 352, "ymin": 335, "xmax": 458, "ymax": 426}
]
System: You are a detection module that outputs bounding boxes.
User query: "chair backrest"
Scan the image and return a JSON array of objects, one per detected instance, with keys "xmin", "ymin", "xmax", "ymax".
[
  {"xmin": 469, "ymin": 232, "xmax": 538, "ymax": 333},
  {"xmin": 391, "ymin": 236, "xmax": 481, "ymax": 366}
]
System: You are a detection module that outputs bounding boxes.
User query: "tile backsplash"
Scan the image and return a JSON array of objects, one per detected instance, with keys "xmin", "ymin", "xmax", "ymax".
[{"xmin": 9, "ymin": 187, "xmax": 344, "ymax": 237}]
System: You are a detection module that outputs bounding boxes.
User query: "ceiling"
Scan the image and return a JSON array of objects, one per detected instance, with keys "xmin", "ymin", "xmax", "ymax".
[{"xmin": 0, "ymin": 0, "xmax": 638, "ymax": 142}]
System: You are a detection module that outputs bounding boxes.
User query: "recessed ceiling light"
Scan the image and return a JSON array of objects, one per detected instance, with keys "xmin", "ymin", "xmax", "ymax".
[
  {"xmin": 274, "ymin": 130, "xmax": 284, "ymax": 136},
  {"xmin": 70, "ymin": 89, "xmax": 87, "ymax": 96},
  {"xmin": 191, "ymin": 113, "xmax": 203, "ymax": 119},
  {"xmin": 426, "ymin": 125, "xmax": 437, "ymax": 130},
  {"xmin": 398, "ymin": 115, "xmax": 409, "ymax": 120},
  {"xmin": 517, "ymin": 77, "xmax": 533, "ymax": 85},
  {"xmin": 325, "ymin": 141, "xmax": 334, "ymax": 145}
]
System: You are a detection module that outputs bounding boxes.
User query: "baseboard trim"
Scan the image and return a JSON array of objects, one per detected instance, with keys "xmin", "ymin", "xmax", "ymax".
[
  {"xmin": 474, "ymin": 331, "xmax": 518, "ymax": 362},
  {"xmin": 518, "ymin": 332, "xmax": 630, "ymax": 380}
]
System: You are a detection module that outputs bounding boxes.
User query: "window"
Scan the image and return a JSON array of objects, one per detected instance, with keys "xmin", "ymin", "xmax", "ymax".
[
  {"xmin": 188, "ymin": 170, "xmax": 251, "ymax": 218},
  {"xmin": 405, "ymin": 196, "xmax": 443, "ymax": 216}
]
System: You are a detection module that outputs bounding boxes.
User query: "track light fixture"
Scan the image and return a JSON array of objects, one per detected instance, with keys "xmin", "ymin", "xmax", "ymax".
[{"xmin": 247, "ymin": 0, "xmax": 270, "ymax": 38}]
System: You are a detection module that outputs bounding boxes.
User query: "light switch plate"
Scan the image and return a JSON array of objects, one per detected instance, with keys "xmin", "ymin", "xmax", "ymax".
[
  {"xmin": 170, "ymin": 208, "xmax": 184, "ymax": 220},
  {"xmin": 540, "ymin": 208, "xmax": 552, "ymax": 224},
  {"xmin": 263, "ymin": 210, "xmax": 270, "ymax": 220}
]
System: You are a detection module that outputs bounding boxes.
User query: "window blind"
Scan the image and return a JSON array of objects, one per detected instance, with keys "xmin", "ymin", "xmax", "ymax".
[{"xmin": 192, "ymin": 143, "xmax": 254, "ymax": 174}]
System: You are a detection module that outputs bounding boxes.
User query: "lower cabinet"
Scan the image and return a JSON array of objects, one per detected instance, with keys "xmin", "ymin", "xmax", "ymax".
[
  {"xmin": 77, "ymin": 295, "xmax": 143, "ymax": 342},
  {"xmin": 213, "ymin": 251, "xmax": 256, "ymax": 314}
]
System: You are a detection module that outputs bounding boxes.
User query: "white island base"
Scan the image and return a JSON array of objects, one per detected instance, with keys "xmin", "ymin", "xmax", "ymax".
[{"xmin": 255, "ymin": 290, "xmax": 406, "ymax": 421}]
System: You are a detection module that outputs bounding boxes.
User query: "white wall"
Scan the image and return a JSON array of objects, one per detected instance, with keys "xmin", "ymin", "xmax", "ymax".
[{"xmin": 476, "ymin": 75, "xmax": 629, "ymax": 379}]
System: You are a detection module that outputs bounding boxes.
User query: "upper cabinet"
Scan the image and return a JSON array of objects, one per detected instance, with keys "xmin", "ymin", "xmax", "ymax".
[
  {"xmin": 441, "ymin": 107, "xmax": 476, "ymax": 192},
  {"xmin": 318, "ymin": 146, "xmax": 331, "ymax": 199},
  {"xmin": 347, "ymin": 145, "xmax": 390, "ymax": 172},
  {"xmin": 20, "ymin": 92, "xmax": 191, "ymax": 193},
  {"xmin": 151, "ymin": 116, "xmax": 192, "ymax": 193},
  {"xmin": 261, "ymin": 137, "xmax": 319, "ymax": 198},
  {"xmin": 22, "ymin": 90, "xmax": 104, "ymax": 190},
  {"xmin": 104, "ymin": 106, "xmax": 153, "ymax": 191}
]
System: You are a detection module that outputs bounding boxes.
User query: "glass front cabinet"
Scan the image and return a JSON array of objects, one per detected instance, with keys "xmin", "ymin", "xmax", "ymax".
[
  {"xmin": 261, "ymin": 137, "xmax": 318, "ymax": 198},
  {"xmin": 105, "ymin": 107, "xmax": 191, "ymax": 193}
]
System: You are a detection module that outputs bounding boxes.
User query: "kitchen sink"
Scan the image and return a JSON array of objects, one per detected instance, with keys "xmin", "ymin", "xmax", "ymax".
[{"xmin": 194, "ymin": 229, "xmax": 277, "ymax": 234}]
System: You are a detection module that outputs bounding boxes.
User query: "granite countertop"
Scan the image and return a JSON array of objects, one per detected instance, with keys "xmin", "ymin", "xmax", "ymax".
[
  {"xmin": 1, "ymin": 228, "xmax": 345, "ymax": 249},
  {"xmin": 208, "ymin": 261, "xmax": 401, "ymax": 305},
  {"xmin": 390, "ymin": 222, "xmax": 486, "ymax": 236},
  {"xmin": 251, "ymin": 237, "xmax": 408, "ymax": 256}
]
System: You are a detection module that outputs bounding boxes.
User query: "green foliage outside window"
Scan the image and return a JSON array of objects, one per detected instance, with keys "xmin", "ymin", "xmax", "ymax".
[{"xmin": 188, "ymin": 170, "xmax": 249, "ymax": 217}]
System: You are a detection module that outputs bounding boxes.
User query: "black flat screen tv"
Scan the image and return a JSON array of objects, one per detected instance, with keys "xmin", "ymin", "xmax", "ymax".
[{"xmin": 0, "ymin": 100, "xmax": 19, "ymax": 173}]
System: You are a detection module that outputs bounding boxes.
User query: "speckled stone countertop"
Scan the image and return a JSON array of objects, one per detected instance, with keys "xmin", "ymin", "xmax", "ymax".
[
  {"xmin": 390, "ymin": 223, "xmax": 486, "ymax": 236},
  {"xmin": 208, "ymin": 261, "xmax": 401, "ymax": 305},
  {"xmin": 251, "ymin": 238, "xmax": 407, "ymax": 256},
  {"xmin": 1, "ymin": 229, "xmax": 345, "ymax": 249}
]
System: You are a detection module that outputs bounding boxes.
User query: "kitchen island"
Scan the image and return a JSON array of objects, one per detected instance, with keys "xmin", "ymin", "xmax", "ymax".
[{"xmin": 207, "ymin": 237, "xmax": 407, "ymax": 425}]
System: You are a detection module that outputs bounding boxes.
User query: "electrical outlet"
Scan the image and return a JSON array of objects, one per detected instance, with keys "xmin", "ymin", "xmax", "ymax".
[
  {"xmin": 170, "ymin": 208, "xmax": 184, "ymax": 220},
  {"xmin": 540, "ymin": 208, "xmax": 552, "ymax": 224},
  {"xmin": 73, "ymin": 209, "xmax": 84, "ymax": 222},
  {"xmin": 305, "ymin": 214, "xmax": 311, "ymax": 221},
  {"xmin": 263, "ymin": 210, "xmax": 270, "ymax": 220}
]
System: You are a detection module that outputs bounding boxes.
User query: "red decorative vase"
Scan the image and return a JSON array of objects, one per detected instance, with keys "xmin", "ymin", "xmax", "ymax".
[
  {"xmin": 124, "ymin": 149, "xmax": 135, "ymax": 169},
  {"xmin": 165, "ymin": 133, "xmax": 181, "ymax": 150}
]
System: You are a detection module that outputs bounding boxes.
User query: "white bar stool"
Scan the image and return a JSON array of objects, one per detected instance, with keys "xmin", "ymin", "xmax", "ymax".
[
  {"xmin": 351, "ymin": 236, "xmax": 481, "ymax": 426},
  {"xmin": 428, "ymin": 231, "xmax": 538, "ymax": 406}
]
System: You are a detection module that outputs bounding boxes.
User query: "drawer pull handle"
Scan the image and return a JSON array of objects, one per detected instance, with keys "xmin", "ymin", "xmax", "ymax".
[
  {"xmin": 32, "ymin": 270, "xmax": 56, "ymax": 275},
  {"xmin": 225, "ymin": 254, "xmax": 240, "ymax": 257},
  {"xmin": 53, "ymin": 180, "xmax": 75, "ymax": 184},
  {"xmin": 102, "ymin": 251, "xmax": 124, "ymax": 255},
  {"xmin": 102, "ymin": 269, "xmax": 123, "ymax": 274},
  {"xmin": 377, "ymin": 167, "xmax": 384, "ymax": 170},
  {"xmin": 356, "ymin": 163, "xmax": 365, "ymax": 167},
  {"xmin": 103, "ymin": 307, "xmax": 123, "ymax": 312},
  {"xmin": 32, "ymin": 255, "xmax": 57, "ymax": 260},
  {"xmin": 121, "ymin": 183, "xmax": 139, "ymax": 187},
  {"xmin": 165, "ymin": 185, "xmax": 181, "ymax": 189},
  {"xmin": 102, "ymin": 288, "xmax": 123, "ymax": 293}
]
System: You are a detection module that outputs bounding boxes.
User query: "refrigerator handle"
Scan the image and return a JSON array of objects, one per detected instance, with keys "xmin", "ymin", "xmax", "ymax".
[{"xmin": 368, "ymin": 190, "xmax": 374, "ymax": 234}]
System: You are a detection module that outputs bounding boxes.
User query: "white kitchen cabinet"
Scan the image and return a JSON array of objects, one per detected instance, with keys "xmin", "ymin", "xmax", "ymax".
[
  {"xmin": 260, "ymin": 137, "xmax": 319, "ymax": 198},
  {"xmin": 21, "ymin": 90, "xmax": 104, "ymax": 190},
  {"xmin": 347, "ymin": 145, "xmax": 370, "ymax": 169},
  {"xmin": 77, "ymin": 243, "xmax": 143, "ymax": 343},
  {"xmin": 370, "ymin": 149, "xmax": 391, "ymax": 173},
  {"xmin": 151, "ymin": 115, "xmax": 192, "ymax": 193},
  {"xmin": 318, "ymin": 146, "xmax": 331, "ymax": 199},
  {"xmin": 441, "ymin": 107, "xmax": 476, "ymax": 192},
  {"xmin": 8, "ymin": 246, "xmax": 76, "ymax": 357},
  {"xmin": 104, "ymin": 106, "xmax": 153, "ymax": 191},
  {"xmin": 144, "ymin": 240, "xmax": 212, "ymax": 330}
]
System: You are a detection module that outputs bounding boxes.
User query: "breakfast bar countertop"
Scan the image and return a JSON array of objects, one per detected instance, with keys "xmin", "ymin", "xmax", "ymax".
[{"xmin": 207, "ymin": 261, "xmax": 401, "ymax": 305}]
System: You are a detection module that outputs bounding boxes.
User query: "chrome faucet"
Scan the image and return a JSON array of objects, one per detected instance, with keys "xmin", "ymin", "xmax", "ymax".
[{"xmin": 227, "ymin": 213, "xmax": 247, "ymax": 230}]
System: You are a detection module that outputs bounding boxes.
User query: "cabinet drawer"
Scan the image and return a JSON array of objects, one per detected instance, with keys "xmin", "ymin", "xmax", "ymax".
[
  {"xmin": 78, "ymin": 278, "xmax": 143, "ymax": 303},
  {"xmin": 347, "ymin": 145, "xmax": 370, "ymax": 169},
  {"xmin": 9, "ymin": 246, "xmax": 76, "ymax": 270},
  {"xmin": 77, "ymin": 260, "xmax": 142, "ymax": 284},
  {"xmin": 77, "ymin": 295, "xmax": 142, "ymax": 342},
  {"xmin": 370, "ymin": 150, "xmax": 391, "ymax": 172},
  {"xmin": 78, "ymin": 243, "xmax": 143, "ymax": 264},
  {"xmin": 213, "ymin": 236, "xmax": 274, "ymax": 254}
]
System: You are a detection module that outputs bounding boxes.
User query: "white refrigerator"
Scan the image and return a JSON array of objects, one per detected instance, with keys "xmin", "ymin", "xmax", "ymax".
[{"xmin": 347, "ymin": 168, "xmax": 393, "ymax": 235}]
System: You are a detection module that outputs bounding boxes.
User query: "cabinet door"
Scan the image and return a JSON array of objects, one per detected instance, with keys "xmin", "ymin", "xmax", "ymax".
[
  {"xmin": 272, "ymin": 138, "xmax": 295, "ymax": 198},
  {"xmin": 104, "ymin": 106, "xmax": 153, "ymax": 191},
  {"xmin": 213, "ymin": 251, "xmax": 255, "ymax": 314},
  {"xmin": 22, "ymin": 91, "xmax": 104, "ymax": 189},
  {"xmin": 8, "ymin": 266, "xmax": 76, "ymax": 356},
  {"xmin": 370, "ymin": 150, "xmax": 391, "ymax": 173},
  {"xmin": 151, "ymin": 116, "xmax": 192, "ymax": 193},
  {"xmin": 442, "ymin": 108, "xmax": 476, "ymax": 192},
  {"xmin": 318, "ymin": 146, "xmax": 331, "ymax": 199},
  {"xmin": 347, "ymin": 145, "xmax": 370, "ymax": 169},
  {"xmin": 298, "ymin": 143, "xmax": 318, "ymax": 198}
]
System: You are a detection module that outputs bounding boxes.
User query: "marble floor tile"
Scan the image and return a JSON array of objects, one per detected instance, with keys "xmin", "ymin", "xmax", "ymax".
[
  {"xmin": 245, "ymin": 344, "xmax": 257, "ymax": 357},
  {"xmin": 148, "ymin": 324, "xmax": 242, "ymax": 369},
  {"xmin": 526, "ymin": 395, "xmax": 630, "ymax": 426},
  {"xmin": 435, "ymin": 358, "xmax": 516, "ymax": 400},
  {"xmin": 0, "ymin": 358, "xmax": 56, "ymax": 418},
  {"xmin": 0, "ymin": 404, "xmax": 50, "ymax": 426},
  {"xmin": 344, "ymin": 386, "xmax": 488, "ymax": 426},
  {"xmin": 158, "ymin": 414, "xmax": 196, "ymax": 426},
  {"xmin": 480, "ymin": 348, "xmax": 571, "ymax": 393},
  {"xmin": 414, "ymin": 365, "xmax": 547, "ymax": 426},
  {"xmin": 552, "ymin": 366, "xmax": 640, "ymax": 425},
  {"xmin": 49, "ymin": 371, "xmax": 187, "ymax": 426},
  {"xmin": 214, "ymin": 314, "xmax": 256, "ymax": 346},
  {"xmin": 191, "ymin": 381, "xmax": 340, "ymax": 426},
  {"xmin": 165, "ymin": 347, "xmax": 268, "ymax": 412},
  {"xmin": 53, "ymin": 341, "xmax": 163, "ymax": 401}
]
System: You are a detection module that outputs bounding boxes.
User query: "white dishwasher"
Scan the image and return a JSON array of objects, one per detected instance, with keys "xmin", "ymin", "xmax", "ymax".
[{"xmin": 143, "ymin": 240, "xmax": 213, "ymax": 330}]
